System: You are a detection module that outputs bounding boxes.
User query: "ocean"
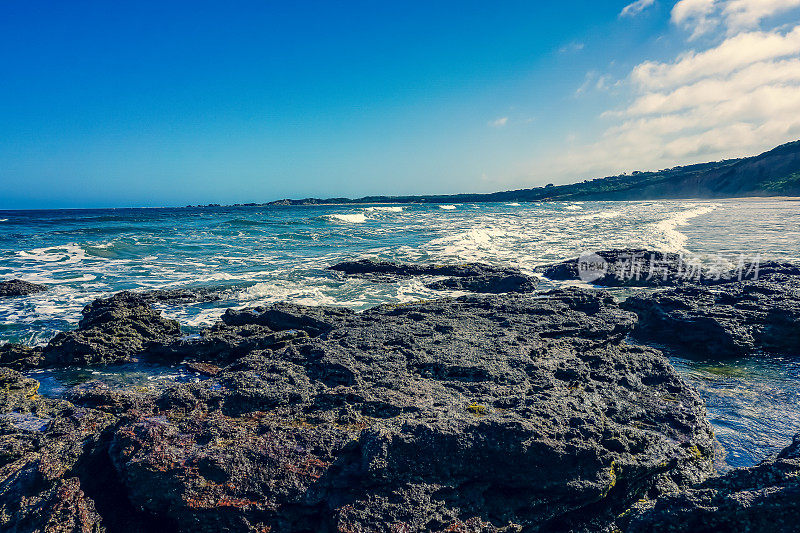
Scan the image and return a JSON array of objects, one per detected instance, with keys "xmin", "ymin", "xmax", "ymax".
[{"xmin": 1, "ymin": 198, "xmax": 800, "ymax": 469}]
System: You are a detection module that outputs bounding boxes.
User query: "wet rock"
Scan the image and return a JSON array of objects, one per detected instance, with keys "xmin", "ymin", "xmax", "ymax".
[
  {"xmin": 107, "ymin": 289, "xmax": 714, "ymax": 532},
  {"xmin": 622, "ymin": 276, "xmax": 800, "ymax": 358},
  {"xmin": 329, "ymin": 259, "xmax": 520, "ymax": 279},
  {"xmin": 622, "ymin": 434, "xmax": 800, "ymax": 532},
  {"xmin": 425, "ymin": 272, "xmax": 538, "ymax": 294},
  {"xmin": 0, "ymin": 343, "xmax": 44, "ymax": 370},
  {"xmin": 331, "ymin": 259, "xmax": 538, "ymax": 294},
  {"xmin": 138, "ymin": 287, "xmax": 224, "ymax": 304},
  {"xmin": 41, "ymin": 291, "xmax": 182, "ymax": 367},
  {"xmin": 0, "ymin": 279, "xmax": 47, "ymax": 297},
  {"xmin": 0, "ymin": 368, "xmax": 114, "ymax": 532},
  {"xmin": 185, "ymin": 362, "xmax": 222, "ymax": 377}
]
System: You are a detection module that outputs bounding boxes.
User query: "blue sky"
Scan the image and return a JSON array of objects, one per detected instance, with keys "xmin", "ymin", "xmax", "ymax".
[{"xmin": 2, "ymin": 1, "xmax": 800, "ymax": 208}]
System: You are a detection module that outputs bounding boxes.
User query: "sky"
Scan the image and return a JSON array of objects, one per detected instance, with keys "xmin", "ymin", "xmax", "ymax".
[{"xmin": 2, "ymin": 0, "xmax": 800, "ymax": 209}]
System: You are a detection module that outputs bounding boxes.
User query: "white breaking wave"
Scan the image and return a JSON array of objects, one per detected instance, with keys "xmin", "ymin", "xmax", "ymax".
[
  {"xmin": 363, "ymin": 206, "xmax": 403, "ymax": 212},
  {"xmin": 439, "ymin": 205, "xmax": 457, "ymax": 210},
  {"xmin": 505, "ymin": 202, "xmax": 521, "ymax": 207},
  {"xmin": 324, "ymin": 213, "xmax": 367, "ymax": 223},
  {"xmin": 648, "ymin": 204, "xmax": 718, "ymax": 252},
  {"xmin": 564, "ymin": 204, "xmax": 583, "ymax": 211},
  {"xmin": 17, "ymin": 244, "xmax": 87, "ymax": 264},
  {"xmin": 0, "ymin": 219, "xmax": 7, "ymax": 222},
  {"xmin": 577, "ymin": 210, "xmax": 623, "ymax": 221}
]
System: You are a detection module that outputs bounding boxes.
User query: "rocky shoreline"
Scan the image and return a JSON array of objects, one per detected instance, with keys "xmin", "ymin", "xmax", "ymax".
[{"xmin": 0, "ymin": 251, "xmax": 798, "ymax": 531}]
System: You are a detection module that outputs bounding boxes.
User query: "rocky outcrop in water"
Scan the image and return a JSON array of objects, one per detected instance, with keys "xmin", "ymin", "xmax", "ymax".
[
  {"xmin": 622, "ymin": 434, "xmax": 800, "ymax": 532},
  {"xmin": 41, "ymin": 292, "xmax": 182, "ymax": 367},
  {"xmin": 0, "ymin": 288, "xmax": 716, "ymax": 532},
  {"xmin": 330, "ymin": 259, "xmax": 539, "ymax": 293},
  {"xmin": 0, "ymin": 279, "xmax": 47, "ymax": 297},
  {"xmin": 622, "ymin": 275, "xmax": 800, "ymax": 358}
]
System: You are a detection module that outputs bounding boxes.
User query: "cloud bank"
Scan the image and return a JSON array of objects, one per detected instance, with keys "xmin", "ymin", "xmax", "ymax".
[{"xmin": 551, "ymin": 0, "xmax": 800, "ymax": 179}]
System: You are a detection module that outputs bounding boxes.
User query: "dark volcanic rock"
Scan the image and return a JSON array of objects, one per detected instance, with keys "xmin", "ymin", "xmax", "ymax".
[
  {"xmin": 0, "ymin": 368, "xmax": 114, "ymax": 532},
  {"xmin": 622, "ymin": 275, "xmax": 800, "ymax": 358},
  {"xmin": 0, "ymin": 279, "xmax": 47, "ymax": 297},
  {"xmin": 329, "ymin": 259, "xmax": 518, "ymax": 278},
  {"xmin": 0, "ymin": 342, "xmax": 44, "ymax": 369},
  {"xmin": 42, "ymin": 291, "xmax": 182, "ymax": 367},
  {"xmin": 330, "ymin": 259, "xmax": 538, "ymax": 294},
  {"xmin": 105, "ymin": 289, "xmax": 714, "ymax": 532},
  {"xmin": 622, "ymin": 434, "xmax": 800, "ymax": 532},
  {"xmin": 425, "ymin": 272, "xmax": 538, "ymax": 294},
  {"xmin": 536, "ymin": 249, "xmax": 698, "ymax": 287},
  {"xmin": 138, "ymin": 287, "xmax": 224, "ymax": 304}
]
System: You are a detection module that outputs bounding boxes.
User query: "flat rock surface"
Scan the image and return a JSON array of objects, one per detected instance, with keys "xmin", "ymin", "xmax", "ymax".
[
  {"xmin": 0, "ymin": 279, "xmax": 47, "ymax": 297},
  {"xmin": 622, "ymin": 275, "xmax": 800, "ymax": 358}
]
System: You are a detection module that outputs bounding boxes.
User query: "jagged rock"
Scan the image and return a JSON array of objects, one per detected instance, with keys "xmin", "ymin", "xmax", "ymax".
[
  {"xmin": 329, "ymin": 259, "xmax": 519, "ymax": 279},
  {"xmin": 330, "ymin": 259, "xmax": 538, "ymax": 294},
  {"xmin": 106, "ymin": 289, "xmax": 714, "ymax": 532},
  {"xmin": 137, "ymin": 287, "xmax": 224, "ymax": 304},
  {"xmin": 425, "ymin": 272, "xmax": 538, "ymax": 294},
  {"xmin": 41, "ymin": 292, "xmax": 182, "ymax": 367},
  {"xmin": 622, "ymin": 434, "xmax": 800, "ymax": 532},
  {"xmin": 622, "ymin": 275, "xmax": 800, "ymax": 358},
  {"xmin": 0, "ymin": 368, "xmax": 113, "ymax": 532},
  {"xmin": 0, "ymin": 343, "xmax": 44, "ymax": 369},
  {"xmin": 0, "ymin": 279, "xmax": 47, "ymax": 297}
]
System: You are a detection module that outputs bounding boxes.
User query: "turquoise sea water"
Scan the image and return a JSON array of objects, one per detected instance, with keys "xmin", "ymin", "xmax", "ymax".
[{"xmin": 1, "ymin": 199, "xmax": 799, "ymax": 469}]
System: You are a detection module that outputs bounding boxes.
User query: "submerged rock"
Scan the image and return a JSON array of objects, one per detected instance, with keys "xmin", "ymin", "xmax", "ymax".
[
  {"xmin": 330, "ymin": 259, "xmax": 538, "ymax": 294},
  {"xmin": 0, "ymin": 279, "xmax": 47, "ymax": 297},
  {"xmin": 103, "ymin": 289, "xmax": 713, "ymax": 532},
  {"xmin": 622, "ymin": 434, "xmax": 800, "ymax": 532},
  {"xmin": 41, "ymin": 291, "xmax": 182, "ymax": 367},
  {"xmin": 622, "ymin": 275, "xmax": 800, "ymax": 358}
]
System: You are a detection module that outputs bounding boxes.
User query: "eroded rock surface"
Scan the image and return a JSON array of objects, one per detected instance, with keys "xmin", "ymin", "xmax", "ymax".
[
  {"xmin": 0, "ymin": 279, "xmax": 47, "ymax": 297},
  {"xmin": 622, "ymin": 275, "xmax": 800, "ymax": 358},
  {"xmin": 41, "ymin": 292, "xmax": 183, "ymax": 367},
  {"xmin": 100, "ymin": 290, "xmax": 713, "ymax": 532},
  {"xmin": 0, "ymin": 368, "xmax": 114, "ymax": 532},
  {"xmin": 622, "ymin": 434, "xmax": 800, "ymax": 533},
  {"xmin": 329, "ymin": 259, "xmax": 539, "ymax": 294}
]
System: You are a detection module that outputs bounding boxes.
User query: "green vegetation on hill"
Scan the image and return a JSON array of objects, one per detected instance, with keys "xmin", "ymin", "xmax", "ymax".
[{"xmin": 268, "ymin": 140, "xmax": 800, "ymax": 205}]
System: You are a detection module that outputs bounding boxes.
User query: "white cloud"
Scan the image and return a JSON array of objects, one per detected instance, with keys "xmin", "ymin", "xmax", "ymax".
[
  {"xmin": 620, "ymin": 0, "xmax": 657, "ymax": 18},
  {"xmin": 671, "ymin": 0, "xmax": 800, "ymax": 38},
  {"xmin": 632, "ymin": 25, "xmax": 800, "ymax": 89},
  {"xmin": 540, "ymin": 4, "xmax": 800, "ymax": 182},
  {"xmin": 559, "ymin": 41, "xmax": 585, "ymax": 53},
  {"xmin": 489, "ymin": 117, "xmax": 509, "ymax": 128}
]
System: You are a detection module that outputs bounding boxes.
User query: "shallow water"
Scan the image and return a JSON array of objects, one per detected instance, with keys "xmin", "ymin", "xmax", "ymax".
[{"xmin": 3, "ymin": 198, "xmax": 800, "ymax": 469}]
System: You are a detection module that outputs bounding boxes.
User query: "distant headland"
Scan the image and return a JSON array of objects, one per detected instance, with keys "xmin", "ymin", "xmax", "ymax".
[{"xmin": 260, "ymin": 140, "xmax": 800, "ymax": 207}]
